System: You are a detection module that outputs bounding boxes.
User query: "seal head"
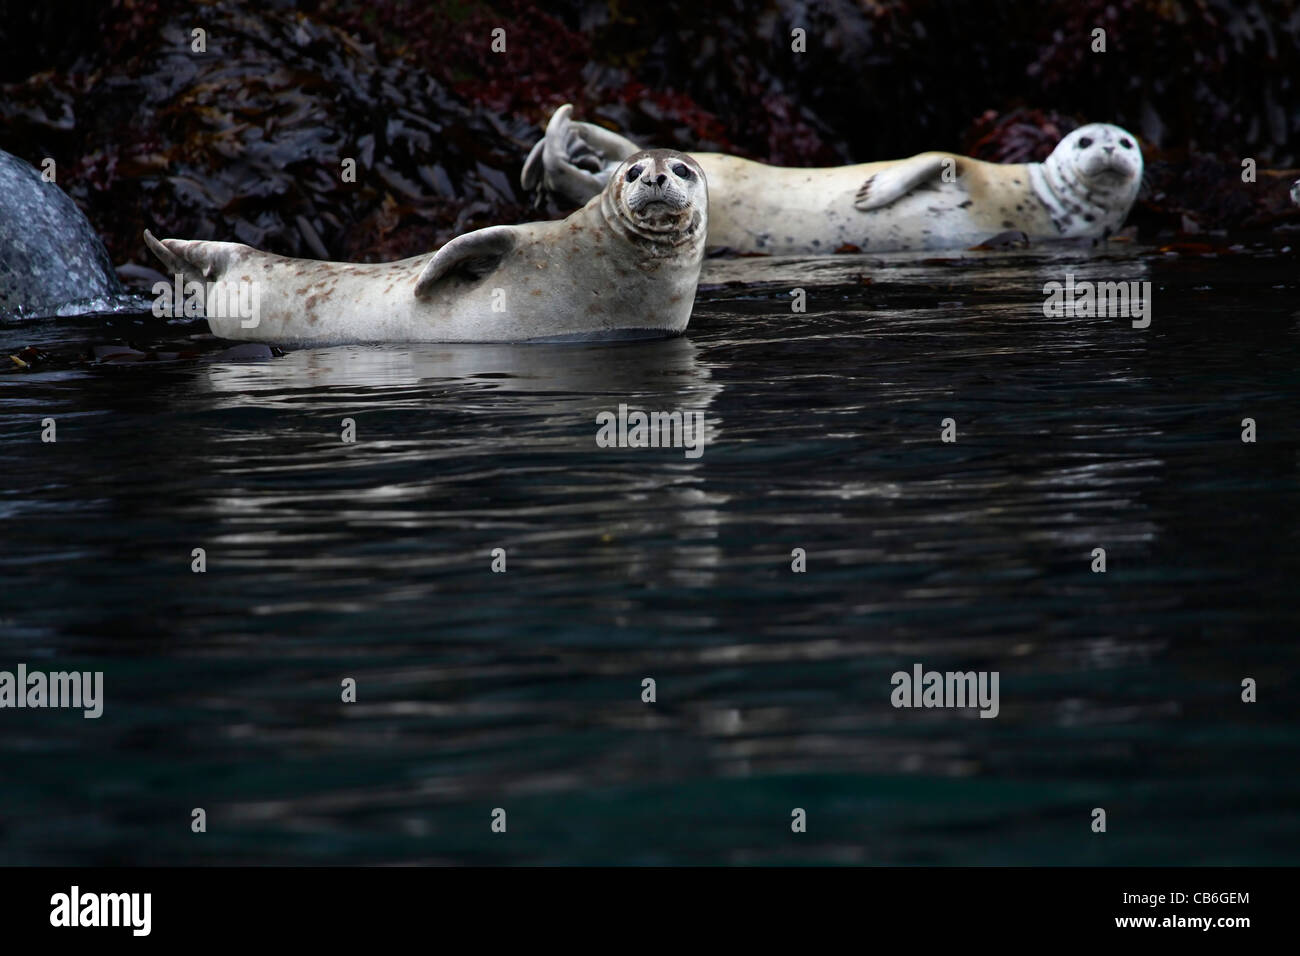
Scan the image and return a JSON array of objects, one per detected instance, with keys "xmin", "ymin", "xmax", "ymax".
[
  {"xmin": 1033, "ymin": 122, "xmax": 1143, "ymax": 237},
  {"xmin": 602, "ymin": 149, "xmax": 708, "ymax": 249},
  {"xmin": 1053, "ymin": 123, "xmax": 1143, "ymax": 186}
]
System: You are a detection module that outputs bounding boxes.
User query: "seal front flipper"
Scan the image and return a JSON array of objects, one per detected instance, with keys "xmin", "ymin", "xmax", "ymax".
[
  {"xmin": 853, "ymin": 154, "xmax": 952, "ymax": 211},
  {"xmin": 414, "ymin": 225, "xmax": 518, "ymax": 298}
]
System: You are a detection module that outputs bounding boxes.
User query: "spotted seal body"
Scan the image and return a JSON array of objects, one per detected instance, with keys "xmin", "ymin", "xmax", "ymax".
[
  {"xmin": 0, "ymin": 149, "xmax": 124, "ymax": 319},
  {"xmin": 523, "ymin": 106, "xmax": 1143, "ymax": 254},
  {"xmin": 145, "ymin": 149, "xmax": 707, "ymax": 345}
]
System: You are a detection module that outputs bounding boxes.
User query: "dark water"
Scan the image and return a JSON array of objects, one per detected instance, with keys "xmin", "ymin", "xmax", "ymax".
[{"xmin": 2, "ymin": 241, "xmax": 1298, "ymax": 865}]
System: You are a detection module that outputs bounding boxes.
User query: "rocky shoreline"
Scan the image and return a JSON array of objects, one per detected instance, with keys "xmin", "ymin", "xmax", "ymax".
[{"xmin": 2, "ymin": 0, "xmax": 1296, "ymax": 279}]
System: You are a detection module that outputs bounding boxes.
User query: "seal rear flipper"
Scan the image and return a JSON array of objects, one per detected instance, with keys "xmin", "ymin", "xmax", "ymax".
[
  {"xmin": 143, "ymin": 229, "xmax": 191, "ymax": 281},
  {"xmin": 568, "ymin": 118, "xmax": 640, "ymax": 166},
  {"xmin": 142, "ymin": 230, "xmax": 236, "ymax": 286},
  {"xmin": 414, "ymin": 225, "xmax": 518, "ymax": 299},
  {"xmin": 520, "ymin": 138, "xmax": 548, "ymax": 192},
  {"xmin": 853, "ymin": 154, "xmax": 952, "ymax": 211},
  {"xmin": 520, "ymin": 103, "xmax": 638, "ymax": 203}
]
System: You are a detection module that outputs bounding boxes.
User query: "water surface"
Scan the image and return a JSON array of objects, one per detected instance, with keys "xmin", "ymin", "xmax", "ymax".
[{"xmin": 2, "ymin": 241, "xmax": 1298, "ymax": 864}]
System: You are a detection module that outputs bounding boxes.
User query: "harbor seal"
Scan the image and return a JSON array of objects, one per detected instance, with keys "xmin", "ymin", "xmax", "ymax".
[
  {"xmin": 145, "ymin": 149, "xmax": 707, "ymax": 345},
  {"xmin": 522, "ymin": 105, "xmax": 1143, "ymax": 254},
  {"xmin": 0, "ymin": 148, "xmax": 125, "ymax": 319}
]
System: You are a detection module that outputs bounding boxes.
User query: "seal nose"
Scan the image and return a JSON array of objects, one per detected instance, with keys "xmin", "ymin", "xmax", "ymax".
[
  {"xmin": 647, "ymin": 172, "xmax": 667, "ymax": 186},
  {"xmin": 1103, "ymin": 145, "xmax": 1114, "ymax": 154}
]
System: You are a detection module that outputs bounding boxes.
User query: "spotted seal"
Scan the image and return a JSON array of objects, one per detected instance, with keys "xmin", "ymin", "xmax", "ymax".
[
  {"xmin": 522, "ymin": 105, "xmax": 1143, "ymax": 254},
  {"xmin": 145, "ymin": 149, "xmax": 707, "ymax": 344}
]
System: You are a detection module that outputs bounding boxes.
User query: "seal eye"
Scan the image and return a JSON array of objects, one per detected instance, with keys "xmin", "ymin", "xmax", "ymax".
[
  {"xmin": 1119, "ymin": 138, "xmax": 1133, "ymax": 149},
  {"xmin": 625, "ymin": 165, "xmax": 643, "ymax": 183},
  {"xmin": 1077, "ymin": 137, "xmax": 1094, "ymax": 149},
  {"xmin": 672, "ymin": 163, "xmax": 692, "ymax": 179}
]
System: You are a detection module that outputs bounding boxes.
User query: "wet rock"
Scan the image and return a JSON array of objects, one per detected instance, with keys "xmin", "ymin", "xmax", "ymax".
[
  {"xmin": 210, "ymin": 343, "xmax": 276, "ymax": 362},
  {"xmin": 0, "ymin": 149, "xmax": 124, "ymax": 319}
]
